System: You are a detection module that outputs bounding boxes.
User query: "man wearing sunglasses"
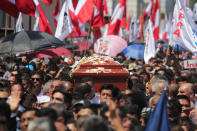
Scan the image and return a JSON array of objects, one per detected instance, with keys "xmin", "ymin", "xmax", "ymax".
[{"xmin": 31, "ymin": 71, "xmax": 44, "ymax": 98}]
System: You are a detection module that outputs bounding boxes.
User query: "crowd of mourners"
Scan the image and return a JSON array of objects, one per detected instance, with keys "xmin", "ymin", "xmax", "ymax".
[{"xmin": 0, "ymin": 47, "xmax": 197, "ymax": 131}]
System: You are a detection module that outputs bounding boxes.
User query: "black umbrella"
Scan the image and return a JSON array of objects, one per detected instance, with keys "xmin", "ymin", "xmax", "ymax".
[{"xmin": 0, "ymin": 31, "xmax": 69, "ymax": 55}]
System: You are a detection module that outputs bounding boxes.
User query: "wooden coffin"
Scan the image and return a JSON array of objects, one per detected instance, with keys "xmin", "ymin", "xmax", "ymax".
[{"xmin": 71, "ymin": 56, "xmax": 130, "ymax": 92}]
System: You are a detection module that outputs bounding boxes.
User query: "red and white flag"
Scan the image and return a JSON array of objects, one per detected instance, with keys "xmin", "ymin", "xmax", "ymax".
[
  {"xmin": 40, "ymin": 0, "xmax": 52, "ymax": 6},
  {"xmin": 52, "ymin": 0, "xmax": 60, "ymax": 26},
  {"xmin": 169, "ymin": 0, "xmax": 197, "ymax": 55},
  {"xmin": 90, "ymin": 0, "xmax": 105, "ymax": 27},
  {"xmin": 34, "ymin": 0, "xmax": 53, "ymax": 34},
  {"xmin": 144, "ymin": 0, "xmax": 153, "ymax": 20},
  {"xmin": 15, "ymin": 0, "xmax": 53, "ymax": 34},
  {"xmin": 75, "ymin": 0, "xmax": 95, "ymax": 24},
  {"xmin": 0, "ymin": 0, "xmax": 19, "ymax": 18},
  {"xmin": 105, "ymin": 0, "xmax": 126, "ymax": 35},
  {"xmin": 55, "ymin": 0, "xmax": 81, "ymax": 40},
  {"xmin": 137, "ymin": 0, "xmax": 153, "ymax": 40},
  {"xmin": 150, "ymin": 0, "xmax": 160, "ymax": 40}
]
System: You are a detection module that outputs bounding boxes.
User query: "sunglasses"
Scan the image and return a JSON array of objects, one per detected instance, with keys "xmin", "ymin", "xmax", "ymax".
[{"xmin": 32, "ymin": 78, "xmax": 42, "ymax": 81}]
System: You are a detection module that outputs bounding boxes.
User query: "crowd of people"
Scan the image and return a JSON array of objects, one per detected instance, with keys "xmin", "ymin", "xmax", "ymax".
[{"xmin": 0, "ymin": 47, "xmax": 197, "ymax": 131}]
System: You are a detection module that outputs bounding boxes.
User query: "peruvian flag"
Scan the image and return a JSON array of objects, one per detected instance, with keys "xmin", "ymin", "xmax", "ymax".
[
  {"xmin": 55, "ymin": 0, "xmax": 81, "ymax": 40},
  {"xmin": 150, "ymin": 0, "xmax": 160, "ymax": 40},
  {"xmin": 15, "ymin": 0, "xmax": 53, "ymax": 34},
  {"xmin": 33, "ymin": 0, "xmax": 53, "ymax": 34},
  {"xmin": 90, "ymin": 0, "xmax": 105, "ymax": 27},
  {"xmin": 137, "ymin": 0, "xmax": 153, "ymax": 40},
  {"xmin": 52, "ymin": 0, "xmax": 60, "ymax": 26},
  {"xmin": 144, "ymin": 0, "xmax": 153, "ymax": 20},
  {"xmin": 0, "ymin": 0, "xmax": 19, "ymax": 18},
  {"xmin": 40, "ymin": 0, "xmax": 52, "ymax": 6},
  {"xmin": 106, "ymin": 0, "xmax": 126, "ymax": 35},
  {"xmin": 75, "ymin": 0, "xmax": 95, "ymax": 24}
]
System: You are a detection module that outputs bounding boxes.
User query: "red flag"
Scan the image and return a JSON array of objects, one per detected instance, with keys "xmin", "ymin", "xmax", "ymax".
[
  {"xmin": 137, "ymin": 12, "xmax": 145, "ymax": 40},
  {"xmin": 90, "ymin": 0, "xmax": 105, "ymax": 27},
  {"xmin": 150, "ymin": 0, "xmax": 160, "ymax": 40},
  {"xmin": 37, "ymin": 4, "xmax": 53, "ymax": 34},
  {"xmin": 0, "ymin": 0, "xmax": 19, "ymax": 18},
  {"xmin": 126, "ymin": 15, "xmax": 131, "ymax": 31},
  {"xmin": 52, "ymin": 0, "xmax": 60, "ymax": 26},
  {"xmin": 40, "ymin": 0, "xmax": 52, "ymax": 6},
  {"xmin": 75, "ymin": 0, "xmax": 95, "ymax": 24},
  {"xmin": 106, "ymin": 0, "xmax": 126, "ymax": 35},
  {"xmin": 92, "ymin": 27, "xmax": 102, "ymax": 39},
  {"xmin": 104, "ymin": 0, "xmax": 108, "ymax": 16},
  {"xmin": 72, "ymin": 0, "xmax": 78, "ymax": 9},
  {"xmin": 15, "ymin": 0, "xmax": 36, "ymax": 17}
]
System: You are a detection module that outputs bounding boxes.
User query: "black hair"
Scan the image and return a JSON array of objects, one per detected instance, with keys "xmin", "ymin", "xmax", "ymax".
[
  {"xmin": 80, "ymin": 77, "xmax": 94, "ymax": 85},
  {"xmin": 52, "ymin": 89, "xmax": 72, "ymax": 105},
  {"xmin": 35, "ymin": 108, "xmax": 57, "ymax": 121},
  {"xmin": 31, "ymin": 71, "xmax": 44, "ymax": 81},
  {"xmin": 75, "ymin": 83, "xmax": 92, "ymax": 99},
  {"xmin": 99, "ymin": 83, "xmax": 120, "ymax": 100}
]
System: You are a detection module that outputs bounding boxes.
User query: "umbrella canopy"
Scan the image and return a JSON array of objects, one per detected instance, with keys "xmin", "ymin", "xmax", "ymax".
[
  {"xmin": 128, "ymin": 40, "xmax": 145, "ymax": 46},
  {"xmin": 94, "ymin": 35, "xmax": 127, "ymax": 57},
  {"xmin": 25, "ymin": 47, "xmax": 72, "ymax": 58},
  {"xmin": 66, "ymin": 30, "xmax": 88, "ymax": 38},
  {"xmin": 0, "ymin": 31, "xmax": 66, "ymax": 55},
  {"xmin": 123, "ymin": 44, "xmax": 144, "ymax": 59},
  {"xmin": 74, "ymin": 40, "xmax": 93, "ymax": 51}
]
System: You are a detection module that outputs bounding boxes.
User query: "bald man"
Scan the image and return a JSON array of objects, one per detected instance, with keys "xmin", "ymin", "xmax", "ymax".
[{"xmin": 178, "ymin": 83, "xmax": 194, "ymax": 101}]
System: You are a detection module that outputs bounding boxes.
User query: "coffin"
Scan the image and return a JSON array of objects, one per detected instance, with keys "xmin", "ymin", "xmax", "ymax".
[{"xmin": 71, "ymin": 56, "xmax": 130, "ymax": 92}]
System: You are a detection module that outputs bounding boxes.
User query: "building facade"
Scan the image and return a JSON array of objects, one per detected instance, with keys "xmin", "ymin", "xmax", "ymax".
[{"xmin": 0, "ymin": 0, "xmax": 195, "ymax": 37}]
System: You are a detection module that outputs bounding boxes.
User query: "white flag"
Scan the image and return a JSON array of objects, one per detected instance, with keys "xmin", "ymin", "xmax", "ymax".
[
  {"xmin": 33, "ymin": 8, "xmax": 40, "ymax": 31},
  {"xmin": 33, "ymin": 16, "xmax": 40, "ymax": 31},
  {"xmin": 55, "ymin": 0, "xmax": 73, "ymax": 40},
  {"xmin": 144, "ymin": 20, "xmax": 156, "ymax": 64},
  {"xmin": 193, "ymin": 2, "xmax": 197, "ymax": 22},
  {"xmin": 169, "ymin": 0, "xmax": 197, "ymax": 55},
  {"xmin": 15, "ymin": 12, "xmax": 24, "ymax": 32},
  {"xmin": 129, "ymin": 17, "xmax": 139, "ymax": 42}
]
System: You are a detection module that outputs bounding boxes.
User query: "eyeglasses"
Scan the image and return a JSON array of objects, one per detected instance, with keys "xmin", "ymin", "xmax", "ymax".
[{"xmin": 32, "ymin": 78, "xmax": 42, "ymax": 81}]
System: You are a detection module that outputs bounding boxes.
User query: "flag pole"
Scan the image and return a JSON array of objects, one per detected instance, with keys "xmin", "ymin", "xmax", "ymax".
[
  {"xmin": 84, "ymin": 26, "xmax": 91, "ymax": 56},
  {"xmin": 165, "ymin": 42, "xmax": 170, "ymax": 65},
  {"xmin": 4, "ymin": 13, "xmax": 9, "ymax": 37}
]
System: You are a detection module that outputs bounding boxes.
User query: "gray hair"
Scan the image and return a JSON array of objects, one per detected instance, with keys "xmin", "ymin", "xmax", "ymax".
[
  {"xmin": 43, "ymin": 80, "xmax": 53, "ymax": 94},
  {"xmin": 83, "ymin": 115, "xmax": 109, "ymax": 131},
  {"xmin": 27, "ymin": 118, "xmax": 56, "ymax": 131},
  {"xmin": 181, "ymin": 70, "xmax": 191, "ymax": 77},
  {"xmin": 152, "ymin": 75, "xmax": 169, "ymax": 93}
]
